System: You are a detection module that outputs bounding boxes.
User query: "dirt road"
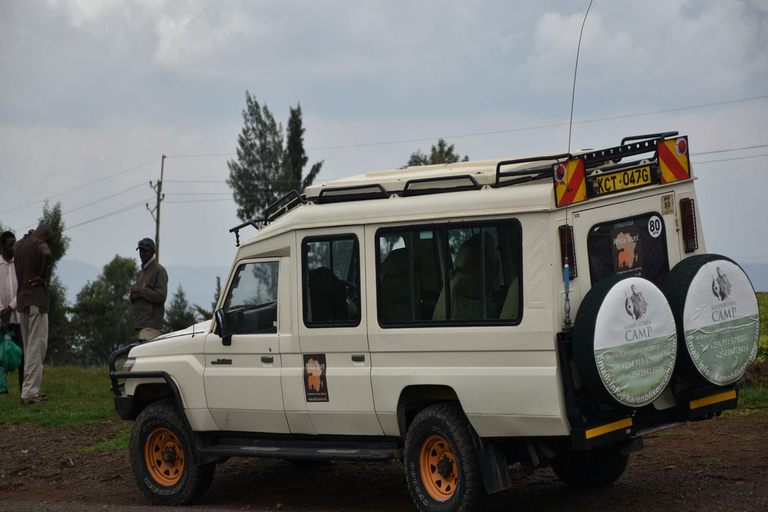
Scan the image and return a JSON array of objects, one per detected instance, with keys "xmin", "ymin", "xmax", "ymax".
[{"xmin": 1, "ymin": 415, "xmax": 766, "ymax": 512}]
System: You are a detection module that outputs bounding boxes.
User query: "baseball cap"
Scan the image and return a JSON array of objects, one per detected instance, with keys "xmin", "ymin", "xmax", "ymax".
[{"xmin": 136, "ymin": 238, "xmax": 156, "ymax": 251}]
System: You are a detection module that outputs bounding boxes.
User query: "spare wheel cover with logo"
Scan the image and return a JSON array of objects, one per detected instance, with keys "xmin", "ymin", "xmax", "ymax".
[
  {"xmin": 663, "ymin": 255, "xmax": 759, "ymax": 386},
  {"xmin": 574, "ymin": 275, "xmax": 678, "ymax": 408}
]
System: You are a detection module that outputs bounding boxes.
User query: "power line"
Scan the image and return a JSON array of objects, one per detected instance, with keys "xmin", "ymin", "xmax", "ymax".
[
  {"xmin": 305, "ymin": 95, "xmax": 768, "ymax": 151},
  {"xmin": 0, "ymin": 157, "xmax": 159, "ymax": 216},
  {"xmin": 692, "ymin": 153, "xmax": 768, "ymax": 165},
  {"xmin": 63, "ymin": 182, "xmax": 147, "ymax": 215},
  {"xmin": 156, "ymin": 95, "xmax": 768, "ymax": 156},
  {"xmin": 64, "ymin": 198, "xmax": 155, "ymax": 232},
  {"xmin": 694, "ymin": 144, "xmax": 768, "ymax": 156}
]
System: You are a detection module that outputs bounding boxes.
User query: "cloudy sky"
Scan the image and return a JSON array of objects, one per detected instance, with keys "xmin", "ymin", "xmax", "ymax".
[{"xmin": 1, "ymin": 0, "xmax": 767, "ymax": 275}]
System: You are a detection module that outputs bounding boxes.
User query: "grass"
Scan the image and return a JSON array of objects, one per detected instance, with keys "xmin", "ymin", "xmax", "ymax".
[
  {"xmin": 0, "ymin": 366, "xmax": 116, "ymax": 428},
  {"xmin": 757, "ymin": 292, "xmax": 768, "ymax": 363}
]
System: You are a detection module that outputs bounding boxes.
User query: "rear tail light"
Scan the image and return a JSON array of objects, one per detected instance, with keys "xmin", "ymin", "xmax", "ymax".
[
  {"xmin": 680, "ymin": 198, "xmax": 698, "ymax": 253},
  {"xmin": 559, "ymin": 225, "xmax": 577, "ymax": 279}
]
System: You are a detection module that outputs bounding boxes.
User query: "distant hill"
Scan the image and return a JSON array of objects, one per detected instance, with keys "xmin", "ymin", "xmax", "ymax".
[{"xmin": 57, "ymin": 259, "xmax": 229, "ymax": 314}]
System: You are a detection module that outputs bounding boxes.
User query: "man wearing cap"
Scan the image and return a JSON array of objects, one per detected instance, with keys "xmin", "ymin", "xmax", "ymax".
[{"xmin": 130, "ymin": 238, "xmax": 168, "ymax": 341}]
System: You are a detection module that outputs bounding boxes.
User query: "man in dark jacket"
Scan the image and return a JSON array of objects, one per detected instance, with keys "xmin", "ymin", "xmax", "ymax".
[
  {"xmin": 130, "ymin": 238, "xmax": 168, "ymax": 340},
  {"xmin": 14, "ymin": 224, "xmax": 52, "ymax": 404}
]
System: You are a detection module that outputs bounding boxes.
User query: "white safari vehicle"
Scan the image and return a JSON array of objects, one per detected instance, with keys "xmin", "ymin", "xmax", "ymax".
[{"xmin": 110, "ymin": 131, "xmax": 760, "ymax": 512}]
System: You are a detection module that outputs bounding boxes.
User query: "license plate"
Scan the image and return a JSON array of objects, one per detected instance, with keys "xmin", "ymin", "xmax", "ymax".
[{"xmin": 594, "ymin": 166, "xmax": 652, "ymax": 196}]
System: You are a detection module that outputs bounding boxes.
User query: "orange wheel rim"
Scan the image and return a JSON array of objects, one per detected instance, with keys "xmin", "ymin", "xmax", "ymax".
[
  {"xmin": 144, "ymin": 427, "xmax": 185, "ymax": 486},
  {"xmin": 419, "ymin": 435, "xmax": 457, "ymax": 500}
]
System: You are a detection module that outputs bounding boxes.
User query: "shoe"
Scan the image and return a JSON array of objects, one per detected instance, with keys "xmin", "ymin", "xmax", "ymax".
[{"xmin": 21, "ymin": 394, "xmax": 48, "ymax": 404}]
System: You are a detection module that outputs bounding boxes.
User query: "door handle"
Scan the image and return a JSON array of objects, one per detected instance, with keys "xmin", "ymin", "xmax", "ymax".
[
  {"xmin": 351, "ymin": 354, "xmax": 365, "ymax": 362},
  {"xmin": 261, "ymin": 356, "xmax": 274, "ymax": 364}
]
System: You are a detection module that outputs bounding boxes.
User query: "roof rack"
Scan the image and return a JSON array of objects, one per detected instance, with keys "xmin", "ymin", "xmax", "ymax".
[
  {"xmin": 264, "ymin": 189, "xmax": 305, "ymax": 223},
  {"xmin": 402, "ymin": 175, "xmax": 481, "ymax": 197},
  {"xmin": 582, "ymin": 131, "xmax": 678, "ymax": 170},
  {"xmin": 317, "ymin": 184, "xmax": 389, "ymax": 204},
  {"xmin": 228, "ymin": 131, "xmax": 688, "ymax": 241},
  {"xmin": 495, "ymin": 153, "xmax": 572, "ymax": 187},
  {"xmin": 229, "ymin": 218, "xmax": 264, "ymax": 247}
]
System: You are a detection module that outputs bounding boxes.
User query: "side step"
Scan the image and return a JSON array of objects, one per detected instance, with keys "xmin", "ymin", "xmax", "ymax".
[{"xmin": 198, "ymin": 435, "xmax": 401, "ymax": 462}]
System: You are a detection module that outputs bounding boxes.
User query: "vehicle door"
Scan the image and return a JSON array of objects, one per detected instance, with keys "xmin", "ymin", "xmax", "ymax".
[
  {"xmin": 294, "ymin": 227, "xmax": 382, "ymax": 435},
  {"xmin": 204, "ymin": 258, "xmax": 289, "ymax": 433}
]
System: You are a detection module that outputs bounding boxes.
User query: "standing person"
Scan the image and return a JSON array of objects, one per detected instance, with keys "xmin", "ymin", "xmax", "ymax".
[
  {"xmin": 14, "ymin": 224, "xmax": 52, "ymax": 404},
  {"xmin": 130, "ymin": 238, "xmax": 168, "ymax": 341},
  {"xmin": 0, "ymin": 231, "xmax": 24, "ymax": 395}
]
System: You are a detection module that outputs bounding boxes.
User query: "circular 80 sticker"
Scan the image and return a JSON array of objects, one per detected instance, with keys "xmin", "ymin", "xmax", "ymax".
[{"xmin": 648, "ymin": 215, "xmax": 663, "ymax": 238}]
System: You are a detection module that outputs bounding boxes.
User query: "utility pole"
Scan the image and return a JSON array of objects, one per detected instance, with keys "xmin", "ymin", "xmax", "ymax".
[{"xmin": 146, "ymin": 155, "xmax": 166, "ymax": 261}]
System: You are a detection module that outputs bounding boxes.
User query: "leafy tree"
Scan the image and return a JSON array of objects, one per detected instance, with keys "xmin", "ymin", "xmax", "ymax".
[
  {"xmin": 70, "ymin": 256, "xmax": 137, "ymax": 366},
  {"xmin": 40, "ymin": 201, "xmax": 70, "ymax": 271},
  {"xmin": 405, "ymin": 138, "xmax": 469, "ymax": 167},
  {"xmin": 227, "ymin": 91, "xmax": 323, "ymax": 221},
  {"xmin": 45, "ymin": 275, "xmax": 74, "ymax": 364},
  {"xmin": 194, "ymin": 276, "xmax": 222, "ymax": 319},
  {"xmin": 165, "ymin": 284, "xmax": 198, "ymax": 332},
  {"xmin": 39, "ymin": 202, "xmax": 73, "ymax": 363},
  {"xmin": 282, "ymin": 103, "xmax": 323, "ymax": 192}
]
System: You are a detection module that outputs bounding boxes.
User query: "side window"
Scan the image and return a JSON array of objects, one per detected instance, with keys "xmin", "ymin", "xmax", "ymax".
[
  {"xmin": 378, "ymin": 229, "xmax": 443, "ymax": 323},
  {"xmin": 377, "ymin": 221, "xmax": 522, "ymax": 326},
  {"xmin": 302, "ymin": 235, "xmax": 361, "ymax": 327},
  {"xmin": 222, "ymin": 261, "xmax": 279, "ymax": 335},
  {"xmin": 587, "ymin": 213, "xmax": 670, "ymax": 286}
]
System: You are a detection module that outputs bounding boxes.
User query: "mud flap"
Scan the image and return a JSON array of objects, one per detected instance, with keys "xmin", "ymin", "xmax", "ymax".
[{"xmin": 468, "ymin": 423, "xmax": 512, "ymax": 494}]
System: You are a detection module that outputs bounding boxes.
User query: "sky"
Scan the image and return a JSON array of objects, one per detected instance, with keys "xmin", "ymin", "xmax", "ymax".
[{"xmin": 1, "ymin": 0, "xmax": 767, "ymax": 276}]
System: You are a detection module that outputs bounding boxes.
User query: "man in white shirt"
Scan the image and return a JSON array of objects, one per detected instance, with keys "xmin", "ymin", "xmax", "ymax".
[{"xmin": 0, "ymin": 231, "xmax": 24, "ymax": 394}]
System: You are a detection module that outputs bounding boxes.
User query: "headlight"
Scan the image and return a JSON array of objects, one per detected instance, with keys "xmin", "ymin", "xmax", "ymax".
[{"xmin": 123, "ymin": 358, "xmax": 136, "ymax": 372}]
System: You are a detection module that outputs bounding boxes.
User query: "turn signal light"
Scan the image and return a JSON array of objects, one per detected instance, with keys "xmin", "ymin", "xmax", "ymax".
[{"xmin": 680, "ymin": 198, "xmax": 698, "ymax": 253}]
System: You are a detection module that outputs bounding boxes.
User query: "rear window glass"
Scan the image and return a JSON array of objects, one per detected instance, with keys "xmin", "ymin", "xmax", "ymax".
[{"xmin": 587, "ymin": 213, "xmax": 669, "ymax": 286}]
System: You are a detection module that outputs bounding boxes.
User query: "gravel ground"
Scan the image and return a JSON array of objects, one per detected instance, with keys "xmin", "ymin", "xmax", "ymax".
[{"xmin": 0, "ymin": 414, "xmax": 766, "ymax": 512}]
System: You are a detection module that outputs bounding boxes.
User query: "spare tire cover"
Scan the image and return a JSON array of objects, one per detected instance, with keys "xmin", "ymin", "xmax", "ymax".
[
  {"xmin": 574, "ymin": 275, "xmax": 677, "ymax": 408},
  {"xmin": 663, "ymin": 255, "xmax": 759, "ymax": 386}
]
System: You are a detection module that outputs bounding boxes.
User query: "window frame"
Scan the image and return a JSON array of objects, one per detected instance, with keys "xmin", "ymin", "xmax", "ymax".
[
  {"xmin": 301, "ymin": 233, "xmax": 362, "ymax": 328},
  {"xmin": 221, "ymin": 259, "xmax": 280, "ymax": 336},
  {"xmin": 375, "ymin": 218, "xmax": 523, "ymax": 328}
]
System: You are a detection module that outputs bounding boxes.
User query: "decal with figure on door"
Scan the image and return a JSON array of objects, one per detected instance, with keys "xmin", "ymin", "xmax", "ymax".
[{"xmin": 303, "ymin": 354, "xmax": 329, "ymax": 402}]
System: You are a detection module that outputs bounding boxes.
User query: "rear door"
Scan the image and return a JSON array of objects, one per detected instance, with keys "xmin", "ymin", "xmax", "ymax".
[
  {"xmin": 572, "ymin": 192, "xmax": 678, "ymax": 294},
  {"xmin": 294, "ymin": 226, "xmax": 383, "ymax": 435}
]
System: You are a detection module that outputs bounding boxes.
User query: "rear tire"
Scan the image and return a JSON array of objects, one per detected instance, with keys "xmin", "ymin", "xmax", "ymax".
[
  {"xmin": 551, "ymin": 446, "xmax": 629, "ymax": 489},
  {"xmin": 130, "ymin": 399, "xmax": 215, "ymax": 505},
  {"xmin": 403, "ymin": 403, "xmax": 485, "ymax": 512}
]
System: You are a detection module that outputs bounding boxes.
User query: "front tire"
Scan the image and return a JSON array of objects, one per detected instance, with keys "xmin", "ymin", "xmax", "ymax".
[
  {"xmin": 551, "ymin": 446, "xmax": 629, "ymax": 489},
  {"xmin": 403, "ymin": 403, "xmax": 484, "ymax": 512},
  {"xmin": 129, "ymin": 399, "xmax": 215, "ymax": 505}
]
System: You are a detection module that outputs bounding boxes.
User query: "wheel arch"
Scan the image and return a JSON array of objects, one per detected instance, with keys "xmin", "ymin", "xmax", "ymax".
[{"xmin": 396, "ymin": 385, "xmax": 460, "ymax": 438}]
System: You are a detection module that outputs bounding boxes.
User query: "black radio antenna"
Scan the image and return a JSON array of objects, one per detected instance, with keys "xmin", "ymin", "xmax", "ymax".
[
  {"xmin": 563, "ymin": 0, "xmax": 594, "ymax": 328},
  {"xmin": 568, "ymin": 0, "xmax": 594, "ymax": 154}
]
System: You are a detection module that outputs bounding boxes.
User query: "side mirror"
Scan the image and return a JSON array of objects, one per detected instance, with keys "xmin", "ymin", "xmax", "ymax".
[{"xmin": 214, "ymin": 309, "xmax": 232, "ymax": 346}]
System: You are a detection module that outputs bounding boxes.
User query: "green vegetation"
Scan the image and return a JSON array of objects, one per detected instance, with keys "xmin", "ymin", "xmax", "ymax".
[
  {"xmin": 0, "ymin": 366, "xmax": 115, "ymax": 428},
  {"xmin": 757, "ymin": 292, "xmax": 767, "ymax": 363}
]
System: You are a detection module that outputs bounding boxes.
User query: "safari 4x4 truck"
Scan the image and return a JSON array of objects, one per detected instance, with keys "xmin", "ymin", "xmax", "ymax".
[{"xmin": 109, "ymin": 131, "xmax": 760, "ymax": 512}]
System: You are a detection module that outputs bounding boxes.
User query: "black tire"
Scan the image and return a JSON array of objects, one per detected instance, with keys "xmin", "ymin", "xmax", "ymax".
[
  {"xmin": 403, "ymin": 403, "xmax": 485, "ymax": 512},
  {"xmin": 551, "ymin": 446, "xmax": 629, "ymax": 489},
  {"xmin": 573, "ymin": 275, "xmax": 677, "ymax": 408},
  {"xmin": 129, "ymin": 399, "xmax": 215, "ymax": 505},
  {"xmin": 662, "ymin": 254, "xmax": 760, "ymax": 386}
]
